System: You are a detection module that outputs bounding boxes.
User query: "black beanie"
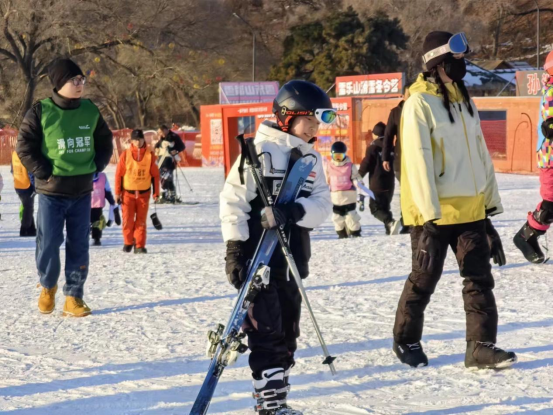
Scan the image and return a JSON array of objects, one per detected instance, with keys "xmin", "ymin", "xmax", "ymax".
[
  {"xmin": 372, "ymin": 122, "xmax": 386, "ymax": 137},
  {"xmin": 48, "ymin": 58, "xmax": 84, "ymax": 91},
  {"xmin": 422, "ymin": 31, "xmax": 453, "ymax": 70},
  {"xmin": 131, "ymin": 129, "xmax": 145, "ymax": 140}
]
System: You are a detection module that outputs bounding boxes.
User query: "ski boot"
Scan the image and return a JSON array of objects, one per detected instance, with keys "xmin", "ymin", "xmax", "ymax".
[
  {"xmin": 336, "ymin": 228, "xmax": 348, "ymax": 239},
  {"xmin": 465, "ymin": 341, "xmax": 517, "ymax": 369},
  {"xmin": 253, "ymin": 368, "xmax": 302, "ymax": 415},
  {"xmin": 134, "ymin": 247, "xmax": 148, "ymax": 254},
  {"xmin": 122, "ymin": 244, "xmax": 133, "ymax": 253},
  {"xmin": 92, "ymin": 238, "xmax": 101, "ymax": 246},
  {"xmin": 385, "ymin": 219, "xmax": 401, "ymax": 235},
  {"xmin": 350, "ymin": 229, "xmax": 361, "ymax": 238},
  {"xmin": 513, "ymin": 221, "xmax": 547, "ymax": 264},
  {"xmin": 393, "ymin": 341, "xmax": 429, "ymax": 368}
]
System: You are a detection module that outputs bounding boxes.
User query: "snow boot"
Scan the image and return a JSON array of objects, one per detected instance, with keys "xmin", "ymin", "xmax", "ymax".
[
  {"xmin": 38, "ymin": 284, "xmax": 58, "ymax": 314},
  {"xmin": 350, "ymin": 229, "xmax": 361, "ymax": 238},
  {"xmin": 513, "ymin": 221, "xmax": 547, "ymax": 264},
  {"xmin": 465, "ymin": 341, "xmax": 517, "ymax": 369},
  {"xmin": 253, "ymin": 368, "xmax": 302, "ymax": 414},
  {"xmin": 134, "ymin": 247, "xmax": 148, "ymax": 254},
  {"xmin": 63, "ymin": 297, "xmax": 91, "ymax": 317},
  {"xmin": 336, "ymin": 228, "xmax": 348, "ymax": 239},
  {"xmin": 92, "ymin": 238, "xmax": 101, "ymax": 246},
  {"xmin": 122, "ymin": 244, "xmax": 133, "ymax": 253},
  {"xmin": 393, "ymin": 341, "xmax": 429, "ymax": 368}
]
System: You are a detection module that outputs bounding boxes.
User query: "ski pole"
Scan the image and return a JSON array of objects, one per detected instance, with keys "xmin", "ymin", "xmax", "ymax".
[
  {"xmin": 240, "ymin": 135, "xmax": 337, "ymax": 375},
  {"xmin": 177, "ymin": 165, "xmax": 193, "ymax": 192}
]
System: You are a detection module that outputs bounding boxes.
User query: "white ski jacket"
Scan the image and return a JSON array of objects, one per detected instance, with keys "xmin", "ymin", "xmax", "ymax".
[{"xmin": 220, "ymin": 121, "xmax": 332, "ymax": 243}]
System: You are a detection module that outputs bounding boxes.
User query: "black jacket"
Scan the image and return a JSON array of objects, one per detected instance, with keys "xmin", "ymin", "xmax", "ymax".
[
  {"xmin": 358, "ymin": 137, "xmax": 395, "ymax": 193},
  {"xmin": 155, "ymin": 131, "xmax": 185, "ymax": 170},
  {"xmin": 16, "ymin": 90, "xmax": 113, "ymax": 198},
  {"xmin": 382, "ymin": 101, "xmax": 404, "ymax": 175}
]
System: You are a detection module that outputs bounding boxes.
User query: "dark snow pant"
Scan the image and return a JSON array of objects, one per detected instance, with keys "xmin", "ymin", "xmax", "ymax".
[
  {"xmin": 369, "ymin": 190, "xmax": 394, "ymax": 223},
  {"xmin": 90, "ymin": 207, "xmax": 103, "ymax": 241},
  {"xmin": 244, "ymin": 272, "xmax": 302, "ymax": 377},
  {"xmin": 161, "ymin": 167, "xmax": 176, "ymax": 192},
  {"xmin": 393, "ymin": 219, "xmax": 498, "ymax": 344},
  {"xmin": 16, "ymin": 187, "xmax": 35, "ymax": 234},
  {"xmin": 36, "ymin": 193, "xmax": 91, "ymax": 299}
]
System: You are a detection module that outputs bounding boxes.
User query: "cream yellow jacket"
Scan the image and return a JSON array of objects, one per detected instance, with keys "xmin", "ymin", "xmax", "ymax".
[{"xmin": 400, "ymin": 74, "xmax": 502, "ymax": 226}]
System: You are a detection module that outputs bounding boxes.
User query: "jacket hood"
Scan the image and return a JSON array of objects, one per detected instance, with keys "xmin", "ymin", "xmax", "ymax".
[
  {"xmin": 255, "ymin": 121, "xmax": 314, "ymax": 155},
  {"xmin": 410, "ymin": 73, "xmax": 464, "ymax": 103}
]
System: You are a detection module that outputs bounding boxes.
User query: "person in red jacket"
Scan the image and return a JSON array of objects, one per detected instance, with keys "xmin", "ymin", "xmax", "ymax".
[{"xmin": 115, "ymin": 129, "xmax": 160, "ymax": 254}]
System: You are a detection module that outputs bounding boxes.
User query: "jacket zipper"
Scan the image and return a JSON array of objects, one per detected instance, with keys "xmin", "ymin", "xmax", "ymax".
[
  {"xmin": 439, "ymin": 137, "xmax": 445, "ymax": 177},
  {"xmin": 458, "ymin": 105, "xmax": 479, "ymax": 195}
]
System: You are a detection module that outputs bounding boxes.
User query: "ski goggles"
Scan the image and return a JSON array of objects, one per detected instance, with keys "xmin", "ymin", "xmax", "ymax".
[
  {"xmin": 314, "ymin": 108, "xmax": 337, "ymax": 124},
  {"xmin": 423, "ymin": 32, "xmax": 470, "ymax": 64},
  {"xmin": 280, "ymin": 107, "xmax": 337, "ymax": 124},
  {"xmin": 331, "ymin": 152, "xmax": 345, "ymax": 162}
]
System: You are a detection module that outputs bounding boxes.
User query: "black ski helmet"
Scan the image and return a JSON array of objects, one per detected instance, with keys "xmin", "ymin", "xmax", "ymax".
[
  {"xmin": 273, "ymin": 80, "xmax": 333, "ymax": 132},
  {"xmin": 331, "ymin": 141, "xmax": 347, "ymax": 154}
]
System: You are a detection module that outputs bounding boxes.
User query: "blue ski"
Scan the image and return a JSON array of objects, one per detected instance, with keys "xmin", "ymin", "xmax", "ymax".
[{"xmin": 190, "ymin": 137, "xmax": 316, "ymax": 415}]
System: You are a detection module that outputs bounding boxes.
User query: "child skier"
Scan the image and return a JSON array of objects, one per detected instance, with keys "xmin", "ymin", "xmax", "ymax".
[
  {"xmin": 513, "ymin": 50, "xmax": 553, "ymax": 263},
  {"xmin": 12, "ymin": 151, "xmax": 36, "ymax": 236},
  {"xmin": 325, "ymin": 141, "xmax": 363, "ymax": 238},
  {"xmin": 90, "ymin": 172, "xmax": 118, "ymax": 246},
  {"xmin": 359, "ymin": 122, "xmax": 399, "ymax": 235},
  {"xmin": 115, "ymin": 129, "xmax": 160, "ymax": 254},
  {"xmin": 220, "ymin": 80, "xmax": 333, "ymax": 414}
]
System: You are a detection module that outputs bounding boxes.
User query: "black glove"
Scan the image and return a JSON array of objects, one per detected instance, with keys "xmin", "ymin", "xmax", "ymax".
[
  {"xmin": 416, "ymin": 221, "xmax": 441, "ymax": 274},
  {"xmin": 542, "ymin": 118, "xmax": 553, "ymax": 139},
  {"xmin": 485, "ymin": 218, "xmax": 506, "ymax": 266},
  {"xmin": 114, "ymin": 206, "xmax": 121, "ymax": 226},
  {"xmin": 225, "ymin": 241, "xmax": 248, "ymax": 289},
  {"xmin": 106, "ymin": 219, "xmax": 113, "ymax": 227},
  {"xmin": 261, "ymin": 203, "xmax": 306, "ymax": 230}
]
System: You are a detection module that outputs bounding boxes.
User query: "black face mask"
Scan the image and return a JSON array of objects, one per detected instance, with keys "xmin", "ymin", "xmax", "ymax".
[{"xmin": 443, "ymin": 56, "xmax": 466, "ymax": 82}]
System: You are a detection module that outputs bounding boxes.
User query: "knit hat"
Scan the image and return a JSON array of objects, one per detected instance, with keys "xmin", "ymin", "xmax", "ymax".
[
  {"xmin": 372, "ymin": 122, "xmax": 386, "ymax": 137},
  {"xmin": 48, "ymin": 58, "xmax": 84, "ymax": 91},
  {"xmin": 422, "ymin": 31, "xmax": 453, "ymax": 70},
  {"xmin": 131, "ymin": 129, "xmax": 145, "ymax": 140}
]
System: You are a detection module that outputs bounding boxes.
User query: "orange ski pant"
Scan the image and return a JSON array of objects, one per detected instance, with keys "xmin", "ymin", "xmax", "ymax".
[{"xmin": 122, "ymin": 191, "xmax": 150, "ymax": 248}]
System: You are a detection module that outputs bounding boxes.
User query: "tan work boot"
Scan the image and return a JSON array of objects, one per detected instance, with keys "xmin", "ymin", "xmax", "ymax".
[
  {"xmin": 63, "ymin": 296, "xmax": 92, "ymax": 317},
  {"xmin": 38, "ymin": 284, "xmax": 58, "ymax": 314}
]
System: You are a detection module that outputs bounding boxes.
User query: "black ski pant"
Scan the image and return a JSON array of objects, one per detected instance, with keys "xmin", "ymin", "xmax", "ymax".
[
  {"xmin": 161, "ymin": 167, "xmax": 175, "ymax": 192},
  {"xmin": 244, "ymin": 272, "xmax": 302, "ymax": 377},
  {"xmin": 393, "ymin": 220, "xmax": 498, "ymax": 344},
  {"xmin": 90, "ymin": 207, "xmax": 103, "ymax": 241},
  {"xmin": 16, "ymin": 187, "xmax": 35, "ymax": 234},
  {"xmin": 369, "ymin": 190, "xmax": 394, "ymax": 223}
]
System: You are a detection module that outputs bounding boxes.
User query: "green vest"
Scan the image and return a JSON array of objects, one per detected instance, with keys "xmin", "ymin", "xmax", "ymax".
[{"xmin": 40, "ymin": 98, "xmax": 100, "ymax": 176}]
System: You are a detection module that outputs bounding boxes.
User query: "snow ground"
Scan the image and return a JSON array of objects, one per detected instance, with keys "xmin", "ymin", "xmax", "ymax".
[{"xmin": 0, "ymin": 165, "xmax": 552, "ymax": 415}]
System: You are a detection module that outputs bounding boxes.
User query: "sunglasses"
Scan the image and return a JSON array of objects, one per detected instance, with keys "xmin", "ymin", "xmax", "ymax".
[
  {"xmin": 423, "ymin": 32, "xmax": 470, "ymax": 64},
  {"xmin": 70, "ymin": 77, "xmax": 86, "ymax": 86}
]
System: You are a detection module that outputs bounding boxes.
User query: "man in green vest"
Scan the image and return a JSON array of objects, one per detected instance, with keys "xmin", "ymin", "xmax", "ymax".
[{"xmin": 16, "ymin": 58, "xmax": 113, "ymax": 317}]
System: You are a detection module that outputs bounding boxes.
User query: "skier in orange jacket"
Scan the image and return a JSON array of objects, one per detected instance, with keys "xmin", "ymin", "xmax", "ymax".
[{"xmin": 115, "ymin": 129, "xmax": 160, "ymax": 254}]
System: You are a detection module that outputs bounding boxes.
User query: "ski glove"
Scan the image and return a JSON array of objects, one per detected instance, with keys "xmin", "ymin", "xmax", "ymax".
[
  {"xmin": 261, "ymin": 203, "xmax": 306, "ymax": 230},
  {"xmin": 114, "ymin": 206, "xmax": 121, "ymax": 226},
  {"xmin": 225, "ymin": 241, "xmax": 248, "ymax": 289},
  {"xmin": 416, "ymin": 221, "xmax": 441, "ymax": 274},
  {"xmin": 485, "ymin": 218, "xmax": 506, "ymax": 266}
]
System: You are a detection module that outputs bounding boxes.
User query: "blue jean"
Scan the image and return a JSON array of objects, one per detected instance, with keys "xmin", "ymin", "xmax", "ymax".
[{"xmin": 36, "ymin": 193, "xmax": 91, "ymax": 298}]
